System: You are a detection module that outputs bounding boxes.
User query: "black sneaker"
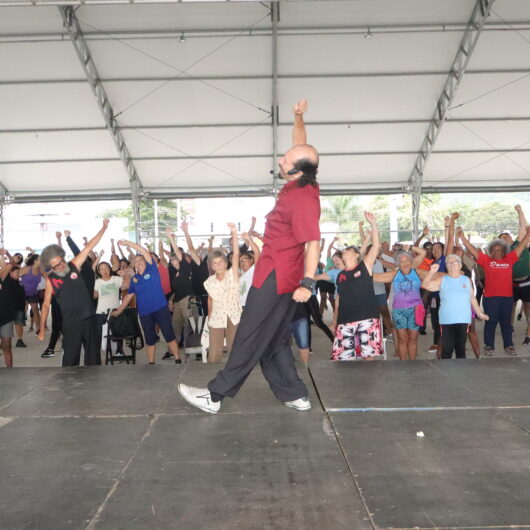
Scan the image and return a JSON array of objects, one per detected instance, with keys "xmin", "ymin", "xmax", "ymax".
[
  {"xmin": 175, "ymin": 358, "xmax": 182, "ymax": 364},
  {"xmin": 523, "ymin": 337, "xmax": 530, "ymax": 346},
  {"xmin": 195, "ymin": 353, "xmax": 202, "ymax": 361},
  {"xmin": 41, "ymin": 348, "xmax": 55, "ymax": 358},
  {"xmin": 16, "ymin": 339, "xmax": 27, "ymax": 348},
  {"xmin": 162, "ymin": 351, "xmax": 172, "ymax": 360}
]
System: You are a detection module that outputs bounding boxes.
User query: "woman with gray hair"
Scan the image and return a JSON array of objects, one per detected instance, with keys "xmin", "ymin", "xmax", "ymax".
[
  {"xmin": 373, "ymin": 247, "xmax": 438, "ymax": 360},
  {"xmin": 422, "ymin": 255, "xmax": 487, "ymax": 359},
  {"xmin": 203, "ymin": 223, "xmax": 241, "ymax": 363},
  {"xmin": 458, "ymin": 225, "xmax": 530, "ymax": 355}
]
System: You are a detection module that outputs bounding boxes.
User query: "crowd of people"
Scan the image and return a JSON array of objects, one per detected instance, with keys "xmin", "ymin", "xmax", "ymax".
[{"xmin": 0, "ymin": 101, "xmax": 529, "ymax": 374}]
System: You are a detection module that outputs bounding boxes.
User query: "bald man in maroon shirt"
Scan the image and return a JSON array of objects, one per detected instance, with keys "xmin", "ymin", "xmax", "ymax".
[{"xmin": 179, "ymin": 100, "xmax": 321, "ymax": 414}]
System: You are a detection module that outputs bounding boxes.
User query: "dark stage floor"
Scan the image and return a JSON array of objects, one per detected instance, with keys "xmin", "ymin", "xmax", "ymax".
[{"xmin": 1, "ymin": 359, "xmax": 530, "ymax": 529}]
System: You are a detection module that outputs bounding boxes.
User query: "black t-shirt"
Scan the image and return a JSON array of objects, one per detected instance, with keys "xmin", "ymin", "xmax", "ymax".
[
  {"xmin": 0, "ymin": 278, "xmax": 15, "ymax": 326},
  {"xmin": 336, "ymin": 261, "xmax": 380, "ymax": 325},
  {"xmin": 169, "ymin": 260, "xmax": 193, "ymax": 302},
  {"xmin": 191, "ymin": 257, "xmax": 209, "ymax": 297},
  {"xmin": 49, "ymin": 262, "xmax": 94, "ymax": 324},
  {"xmin": 3, "ymin": 275, "xmax": 26, "ymax": 311}
]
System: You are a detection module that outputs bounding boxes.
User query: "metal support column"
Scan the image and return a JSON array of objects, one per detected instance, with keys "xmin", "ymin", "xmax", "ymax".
[
  {"xmin": 271, "ymin": 2, "xmax": 280, "ymax": 197},
  {"xmin": 59, "ymin": 6, "xmax": 143, "ymax": 242},
  {"xmin": 0, "ymin": 180, "xmax": 9, "ymax": 248},
  {"xmin": 408, "ymin": 0, "xmax": 495, "ymax": 238}
]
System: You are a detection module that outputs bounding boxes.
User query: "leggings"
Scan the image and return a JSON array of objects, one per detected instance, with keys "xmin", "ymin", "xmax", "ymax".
[
  {"xmin": 307, "ymin": 295, "xmax": 334, "ymax": 342},
  {"xmin": 441, "ymin": 323, "xmax": 468, "ymax": 359},
  {"xmin": 430, "ymin": 295, "xmax": 441, "ymax": 344}
]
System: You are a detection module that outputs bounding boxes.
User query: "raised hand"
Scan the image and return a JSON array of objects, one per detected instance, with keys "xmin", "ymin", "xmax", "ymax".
[
  {"xmin": 227, "ymin": 222, "xmax": 237, "ymax": 233},
  {"xmin": 99, "ymin": 250, "xmax": 105, "ymax": 257},
  {"xmin": 64, "ymin": 230, "xmax": 71, "ymax": 238},
  {"xmin": 422, "ymin": 225, "xmax": 430, "ymax": 235},
  {"xmin": 430, "ymin": 263, "xmax": 440, "ymax": 273},
  {"xmin": 181, "ymin": 221, "xmax": 189, "ymax": 233},
  {"xmin": 293, "ymin": 99, "xmax": 308, "ymax": 115},
  {"xmin": 55, "ymin": 231, "xmax": 62, "ymax": 239},
  {"xmin": 102, "ymin": 218, "xmax": 110, "ymax": 229},
  {"xmin": 451, "ymin": 212, "xmax": 460, "ymax": 220},
  {"xmin": 444, "ymin": 215, "xmax": 451, "ymax": 226},
  {"xmin": 364, "ymin": 211, "xmax": 376, "ymax": 224},
  {"xmin": 455, "ymin": 226, "xmax": 464, "ymax": 238},
  {"xmin": 515, "ymin": 204, "xmax": 522, "ymax": 212}
]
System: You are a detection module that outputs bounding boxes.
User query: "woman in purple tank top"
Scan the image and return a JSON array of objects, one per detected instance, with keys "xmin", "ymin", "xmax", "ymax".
[{"xmin": 20, "ymin": 254, "xmax": 42, "ymax": 334}]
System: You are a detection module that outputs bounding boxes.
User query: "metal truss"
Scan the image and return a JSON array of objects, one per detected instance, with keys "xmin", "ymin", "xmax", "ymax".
[
  {"xmin": 408, "ymin": 0, "xmax": 495, "ymax": 238},
  {"xmin": 58, "ymin": 6, "xmax": 142, "ymax": 242}
]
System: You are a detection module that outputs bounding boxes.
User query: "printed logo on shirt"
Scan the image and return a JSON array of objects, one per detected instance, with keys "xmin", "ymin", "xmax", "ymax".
[
  {"xmin": 144, "ymin": 274, "xmax": 151, "ymax": 280},
  {"xmin": 51, "ymin": 278, "xmax": 64, "ymax": 290},
  {"xmin": 338, "ymin": 273, "xmax": 347, "ymax": 283},
  {"xmin": 70, "ymin": 273, "xmax": 78, "ymax": 280},
  {"xmin": 132, "ymin": 277, "xmax": 138, "ymax": 283},
  {"xmin": 489, "ymin": 261, "xmax": 509, "ymax": 268},
  {"xmin": 354, "ymin": 271, "xmax": 361, "ymax": 278}
]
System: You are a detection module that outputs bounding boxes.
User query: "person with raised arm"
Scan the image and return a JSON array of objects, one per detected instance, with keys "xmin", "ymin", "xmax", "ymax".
[
  {"xmin": 179, "ymin": 98, "xmax": 320, "ymax": 413},
  {"xmin": 239, "ymin": 230, "xmax": 261, "ymax": 309},
  {"xmin": 499, "ymin": 205, "xmax": 530, "ymax": 345},
  {"xmin": 422, "ymin": 259, "xmax": 488, "ymax": 359},
  {"xmin": 458, "ymin": 223, "xmax": 530, "ymax": 355},
  {"xmin": 165, "ymin": 227, "xmax": 194, "ymax": 358},
  {"xmin": 110, "ymin": 238, "xmax": 181, "ymax": 364},
  {"xmin": 0, "ymin": 250, "xmax": 15, "ymax": 367},
  {"xmin": 181, "ymin": 221, "xmax": 210, "ymax": 319},
  {"xmin": 38, "ymin": 220, "xmax": 110, "ymax": 366},
  {"xmin": 201, "ymin": 223, "xmax": 242, "ymax": 363},
  {"xmin": 330, "ymin": 212, "xmax": 384, "ymax": 361}
]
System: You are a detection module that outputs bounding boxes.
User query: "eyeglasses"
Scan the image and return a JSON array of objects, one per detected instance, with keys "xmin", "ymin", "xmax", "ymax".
[{"xmin": 51, "ymin": 258, "xmax": 65, "ymax": 271}]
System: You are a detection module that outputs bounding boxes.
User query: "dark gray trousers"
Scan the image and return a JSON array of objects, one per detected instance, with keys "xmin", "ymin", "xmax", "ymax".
[{"xmin": 208, "ymin": 271, "xmax": 308, "ymax": 403}]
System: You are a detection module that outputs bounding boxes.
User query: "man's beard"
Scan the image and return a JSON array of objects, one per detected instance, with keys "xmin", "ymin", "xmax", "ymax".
[{"xmin": 54, "ymin": 263, "xmax": 71, "ymax": 278}]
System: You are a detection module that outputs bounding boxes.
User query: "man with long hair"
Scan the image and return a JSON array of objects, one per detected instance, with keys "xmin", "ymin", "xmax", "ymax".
[{"xmin": 178, "ymin": 100, "xmax": 321, "ymax": 413}]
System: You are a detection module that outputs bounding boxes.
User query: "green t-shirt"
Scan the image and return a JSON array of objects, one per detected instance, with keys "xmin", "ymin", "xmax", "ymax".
[{"xmin": 512, "ymin": 240, "xmax": 530, "ymax": 279}]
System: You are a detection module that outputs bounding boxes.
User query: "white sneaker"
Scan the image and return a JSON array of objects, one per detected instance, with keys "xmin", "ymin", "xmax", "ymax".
[
  {"xmin": 178, "ymin": 383, "xmax": 221, "ymax": 414},
  {"xmin": 284, "ymin": 396, "xmax": 311, "ymax": 411}
]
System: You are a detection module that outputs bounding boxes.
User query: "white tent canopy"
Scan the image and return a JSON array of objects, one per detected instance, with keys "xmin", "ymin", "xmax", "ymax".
[{"xmin": 1, "ymin": 0, "xmax": 530, "ymax": 206}]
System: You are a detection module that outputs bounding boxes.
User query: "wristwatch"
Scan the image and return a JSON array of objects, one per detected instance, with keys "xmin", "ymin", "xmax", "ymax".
[{"xmin": 299, "ymin": 277, "xmax": 316, "ymax": 292}]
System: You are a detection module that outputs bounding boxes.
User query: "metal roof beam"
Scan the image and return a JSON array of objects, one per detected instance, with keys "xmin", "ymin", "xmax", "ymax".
[
  {"xmin": 58, "ymin": 5, "xmax": 142, "ymax": 241},
  {"xmin": 6, "ymin": 147, "xmax": 530, "ymax": 165},
  {"xmin": 2, "ymin": 116, "xmax": 530, "ymax": 135},
  {"xmin": 271, "ymin": 1, "xmax": 279, "ymax": 195},
  {"xmin": 408, "ymin": 0, "xmax": 495, "ymax": 237},
  {"xmin": 3, "ymin": 68, "xmax": 530, "ymax": 86}
]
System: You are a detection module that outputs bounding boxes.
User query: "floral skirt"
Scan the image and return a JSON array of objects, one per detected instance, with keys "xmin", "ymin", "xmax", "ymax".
[{"xmin": 331, "ymin": 318, "xmax": 383, "ymax": 361}]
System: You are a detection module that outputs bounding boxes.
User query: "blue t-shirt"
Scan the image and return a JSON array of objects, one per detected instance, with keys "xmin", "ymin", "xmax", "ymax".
[
  {"xmin": 439, "ymin": 275, "xmax": 472, "ymax": 325},
  {"xmin": 128, "ymin": 261, "xmax": 168, "ymax": 316},
  {"xmin": 326, "ymin": 268, "xmax": 342, "ymax": 286}
]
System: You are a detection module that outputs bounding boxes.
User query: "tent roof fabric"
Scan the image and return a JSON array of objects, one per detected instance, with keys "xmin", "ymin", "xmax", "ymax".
[{"xmin": 1, "ymin": 0, "xmax": 530, "ymax": 202}]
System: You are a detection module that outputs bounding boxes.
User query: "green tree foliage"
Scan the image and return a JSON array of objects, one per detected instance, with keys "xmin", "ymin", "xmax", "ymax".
[{"xmin": 102, "ymin": 199, "xmax": 187, "ymax": 241}]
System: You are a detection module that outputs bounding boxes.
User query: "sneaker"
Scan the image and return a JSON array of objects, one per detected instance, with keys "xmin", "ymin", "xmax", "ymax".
[
  {"xmin": 174, "ymin": 358, "xmax": 182, "ymax": 364},
  {"xmin": 178, "ymin": 383, "xmax": 220, "ymax": 414},
  {"xmin": 523, "ymin": 337, "xmax": 530, "ymax": 346},
  {"xmin": 41, "ymin": 348, "xmax": 55, "ymax": 358},
  {"xmin": 505, "ymin": 346, "xmax": 517, "ymax": 356},
  {"xmin": 15, "ymin": 339, "xmax": 26, "ymax": 348},
  {"xmin": 195, "ymin": 353, "xmax": 202, "ymax": 361},
  {"xmin": 419, "ymin": 330, "xmax": 427, "ymax": 335},
  {"xmin": 484, "ymin": 346, "xmax": 494, "ymax": 356},
  {"xmin": 283, "ymin": 396, "xmax": 311, "ymax": 411},
  {"xmin": 162, "ymin": 351, "xmax": 172, "ymax": 360},
  {"xmin": 427, "ymin": 345, "xmax": 438, "ymax": 353}
]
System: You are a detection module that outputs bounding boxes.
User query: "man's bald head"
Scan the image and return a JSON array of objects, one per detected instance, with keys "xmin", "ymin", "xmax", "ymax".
[
  {"xmin": 279, "ymin": 143, "xmax": 319, "ymax": 187},
  {"xmin": 288, "ymin": 144, "xmax": 319, "ymax": 166}
]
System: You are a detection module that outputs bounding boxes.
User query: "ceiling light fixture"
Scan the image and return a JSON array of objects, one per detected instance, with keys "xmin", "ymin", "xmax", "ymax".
[{"xmin": 363, "ymin": 27, "xmax": 373, "ymax": 39}]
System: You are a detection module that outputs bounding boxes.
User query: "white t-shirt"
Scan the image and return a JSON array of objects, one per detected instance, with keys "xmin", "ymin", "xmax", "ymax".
[
  {"xmin": 381, "ymin": 252, "xmax": 395, "ymax": 272},
  {"xmin": 372, "ymin": 259, "xmax": 387, "ymax": 296},
  {"xmin": 239, "ymin": 265, "xmax": 255, "ymax": 307},
  {"xmin": 94, "ymin": 276, "xmax": 123, "ymax": 314}
]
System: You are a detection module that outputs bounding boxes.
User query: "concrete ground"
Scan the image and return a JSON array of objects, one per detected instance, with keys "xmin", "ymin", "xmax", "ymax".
[{"xmin": 5, "ymin": 301, "xmax": 530, "ymax": 368}]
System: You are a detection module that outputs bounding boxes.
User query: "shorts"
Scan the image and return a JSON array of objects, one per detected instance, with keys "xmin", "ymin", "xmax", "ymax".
[
  {"xmin": 291, "ymin": 317, "xmax": 310, "ymax": 350},
  {"xmin": 316, "ymin": 280, "xmax": 336, "ymax": 295},
  {"xmin": 13, "ymin": 310, "xmax": 26, "ymax": 326},
  {"xmin": 374, "ymin": 293, "xmax": 387, "ymax": 307},
  {"xmin": 0, "ymin": 321, "xmax": 14, "ymax": 339},
  {"xmin": 26, "ymin": 295, "xmax": 39, "ymax": 304},
  {"xmin": 139, "ymin": 306, "xmax": 176, "ymax": 346},
  {"xmin": 392, "ymin": 307, "xmax": 419, "ymax": 330},
  {"xmin": 513, "ymin": 278, "xmax": 530, "ymax": 303},
  {"xmin": 331, "ymin": 318, "xmax": 383, "ymax": 361}
]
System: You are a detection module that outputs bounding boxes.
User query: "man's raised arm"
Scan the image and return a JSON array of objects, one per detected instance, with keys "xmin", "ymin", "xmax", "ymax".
[{"xmin": 292, "ymin": 99, "xmax": 308, "ymax": 146}]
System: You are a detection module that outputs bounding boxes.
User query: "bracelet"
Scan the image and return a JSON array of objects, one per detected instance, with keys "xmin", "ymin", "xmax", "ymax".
[{"xmin": 300, "ymin": 277, "xmax": 316, "ymax": 291}]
